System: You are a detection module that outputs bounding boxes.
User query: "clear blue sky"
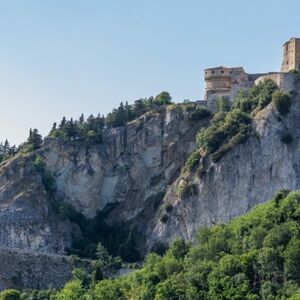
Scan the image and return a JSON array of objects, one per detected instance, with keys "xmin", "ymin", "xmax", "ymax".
[{"xmin": 0, "ymin": 0, "xmax": 299, "ymax": 144}]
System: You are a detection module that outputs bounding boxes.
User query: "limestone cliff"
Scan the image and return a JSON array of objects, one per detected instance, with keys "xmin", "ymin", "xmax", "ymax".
[
  {"xmin": 0, "ymin": 154, "xmax": 73, "ymax": 254},
  {"xmin": 2, "ymin": 84, "xmax": 300, "ymax": 289},
  {"xmin": 149, "ymin": 88, "xmax": 300, "ymax": 248},
  {"xmin": 0, "ymin": 105, "xmax": 207, "ymax": 289}
]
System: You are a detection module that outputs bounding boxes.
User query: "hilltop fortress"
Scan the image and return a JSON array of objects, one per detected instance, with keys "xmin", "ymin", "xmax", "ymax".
[{"xmin": 204, "ymin": 38, "xmax": 300, "ymax": 102}]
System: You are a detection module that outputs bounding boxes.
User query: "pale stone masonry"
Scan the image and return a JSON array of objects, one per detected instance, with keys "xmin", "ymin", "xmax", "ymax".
[
  {"xmin": 203, "ymin": 38, "xmax": 300, "ymax": 102},
  {"xmin": 281, "ymin": 37, "xmax": 300, "ymax": 72}
]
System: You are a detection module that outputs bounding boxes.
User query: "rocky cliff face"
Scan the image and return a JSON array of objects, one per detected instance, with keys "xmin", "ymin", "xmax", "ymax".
[
  {"xmin": 149, "ymin": 89, "xmax": 300, "ymax": 248},
  {"xmin": 0, "ymin": 105, "xmax": 208, "ymax": 288},
  {"xmin": 2, "ymin": 85, "xmax": 300, "ymax": 289},
  {"xmin": 0, "ymin": 154, "xmax": 73, "ymax": 254},
  {"xmin": 42, "ymin": 106, "xmax": 206, "ymax": 221}
]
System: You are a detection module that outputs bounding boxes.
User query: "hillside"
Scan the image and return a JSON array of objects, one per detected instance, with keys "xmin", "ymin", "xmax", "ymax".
[
  {"xmin": 9, "ymin": 190, "xmax": 300, "ymax": 299},
  {"xmin": 0, "ymin": 76, "xmax": 300, "ymax": 291}
]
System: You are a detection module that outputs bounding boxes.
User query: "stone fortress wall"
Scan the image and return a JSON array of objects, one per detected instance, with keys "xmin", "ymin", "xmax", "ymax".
[
  {"xmin": 281, "ymin": 38, "xmax": 300, "ymax": 72},
  {"xmin": 202, "ymin": 38, "xmax": 300, "ymax": 104},
  {"xmin": 255, "ymin": 72, "xmax": 297, "ymax": 93}
]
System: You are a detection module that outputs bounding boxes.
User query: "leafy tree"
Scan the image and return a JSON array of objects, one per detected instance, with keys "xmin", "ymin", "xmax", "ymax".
[
  {"xmin": 53, "ymin": 280, "xmax": 86, "ymax": 300},
  {"xmin": 217, "ymin": 96, "xmax": 231, "ymax": 112},
  {"xmin": 21, "ymin": 128, "xmax": 43, "ymax": 153},
  {"xmin": 272, "ymin": 90, "xmax": 292, "ymax": 115},
  {"xmin": 190, "ymin": 106, "xmax": 211, "ymax": 121},
  {"xmin": 154, "ymin": 91, "xmax": 172, "ymax": 106},
  {"xmin": 93, "ymin": 279, "xmax": 125, "ymax": 300},
  {"xmin": 0, "ymin": 139, "xmax": 18, "ymax": 164},
  {"xmin": 28, "ymin": 129, "xmax": 43, "ymax": 149},
  {"xmin": 284, "ymin": 239, "xmax": 300, "ymax": 281},
  {"xmin": 6, "ymin": 190, "xmax": 300, "ymax": 299},
  {"xmin": 0, "ymin": 290, "xmax": 21, "ymax": 300}
]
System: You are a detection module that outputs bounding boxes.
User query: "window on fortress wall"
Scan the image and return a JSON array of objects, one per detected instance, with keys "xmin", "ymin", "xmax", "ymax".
[
  {"xmin": 221, "ymin": 70, "xmax": 224, "ymax": 74},
  {"xmin": 212, "ymin": 71, "xmax": 214, "ymax": 74},
  {"xmin": 286, "ymin": 61, "xmax": 288, "ymax": 65}
]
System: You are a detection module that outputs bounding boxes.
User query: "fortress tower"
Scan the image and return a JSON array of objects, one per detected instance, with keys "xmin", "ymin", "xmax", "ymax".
[
  {"xmin": 281, "ymin": 38, "xmax": 300, "ymax": 72},
  {"xmin": 204, "ymin": 66, "xmax": 249, "ymax": 101},
  {"xmin": 203, "ymin": 38, "xmax": 299, "ymax": 103}
]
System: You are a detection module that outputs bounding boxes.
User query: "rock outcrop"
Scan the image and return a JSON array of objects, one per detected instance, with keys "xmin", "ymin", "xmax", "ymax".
[
  {"xmin": 0, "ymin": 155, "xmax": 73, "ymax": 254},
  {"xmin": 2, "ymin": 81, "xmax": 300, "ymax": 289},
  {"xmin": 0, "ymin": 105, "xmax": 208, "ymax": 289},
  {"xmin": 149, "ymin": 88, "xmax": 300, "ymax": 248}
]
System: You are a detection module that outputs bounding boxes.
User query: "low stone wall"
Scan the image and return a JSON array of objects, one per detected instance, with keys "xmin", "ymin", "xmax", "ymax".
[
  {"xmin": 254, "ymin": 72, "xmax": 298, "ymax": 92},
  {"xmin": 0, "ymin": 249, "xmax": 90, "ymax": 290}
]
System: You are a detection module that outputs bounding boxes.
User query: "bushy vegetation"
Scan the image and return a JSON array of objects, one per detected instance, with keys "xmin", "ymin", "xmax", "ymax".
[
  {"xmin": 159, "ymin": 203, "xmax": 173, "ymax": 223},
  {"xmin": 49, "ymin": 91, "xmax": 173, "ymax": 143},
  {"xmin": 20, "ymin": 128, "xmax": 43, "ymax": 153},
  {"xmin": 0, "ymin": 128, "xmax": 43, "ymax": 164},
  {"xmin": 185, "ymin": 150, "xmax": 201, "ymax": 171},
  {"xmin": 49, "ymin": 114, "xmax": 105, "ymax": 144},
  {"xmin": 272, "ymin": 90, "xmax": 292, "ymax": 116},
  {"xmin": 53, "ymin": 199, "xmax": 142, "ymax": 261},
  {"xmin": 177, "ymin": 180, "xmax": 197, "ymax": 199},
  {"xmin": 0, "ymin": 92, "xmax": 173, "ymax": 165},
  {"xmin": 0, "ymin": 140, "xmax": 18, "ymax": 164},
  {"xmin": 33, "ymin": 156, "xmax": 56, "ymax": 192},
  {"xmin": 190, "ymin": 106, "xmax": 211, "ymax": 121},
  {"xmin": 0, "ymin": 289, "xmax": 21, "ymax": 300},
  {"xmin": 195, "ymin": 79, "xmax": 280, "ymax": 163},
  {"xmin": 233, "ymin": 79, "xmax": 278, "ymax": 112},
  {"xmin": 11, "ymin": 189, "xmax": 300, "ymax": 299},
  {"xmin": 196, "ymin": 108, "xmax": 251, "ymax": 162},
  {"xmin": 288, "ymin": 69, "xmax": 299, "ymax": 74}
]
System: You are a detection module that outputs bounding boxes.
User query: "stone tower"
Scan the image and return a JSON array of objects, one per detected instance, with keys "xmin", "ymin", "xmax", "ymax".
[
  {"xmin": 281, "ymin": 38, "xmax": 300, "ymax": 72},
  {"xmin": 204, "ymin": 66, "xmax": 248, "ymax": 101}
]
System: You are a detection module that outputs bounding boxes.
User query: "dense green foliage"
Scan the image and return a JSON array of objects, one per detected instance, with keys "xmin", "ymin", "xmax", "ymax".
[
  {"xmin": 196, "ymin": 107, "xmax": 251, "ymax": 162},
  {"xmin": 233, "ymin": 79, "xmax": 278, "ymax": 112},
  {"xmin": 33, "ymin": 156, "xmax": 56, "ymax": 192},
  {"xmin": 0, "ymin": 128, "xmax": 43, "ymax": 164},
  {"xmin": 272, "ymin": 90, "xmax": 292, "ymax": 116},
  {"xmin": 159, "ymin": 204, "xmax": 173, "ymax": 223},
  {"xmin": 0, "ymin": 91, "xmax": 173, "ymax": 165},
  {"xmin": 0, "ymin": 289, "xmax": 21, "ymax": 300},
  {"xmin": 190, "ymin": 106, "xmax": 211, "ymax": 121},
  {"xmin": 177, "ymin": 180, "xmax": 197, "ymax": 199},
  {"xmin": 185, "ymin": 150, "xmax": 201, "ymax": 171},
  {"xmin": 0, "ymin": 140, "xmax": 18, "ymax": 164},
  {"xmin": 52, "ymin": 199, "xmax": 143, "ymax": 261},
  {"xmin": 49, "ymin": 114, "xmax": 105, "ymax": 144},
  {"xmin": 49, "ymin": 91, "xmax": 173, "ymax": 143},
  {"xmin": 13, "ymin": 189, "xmax": 300, "ymax": 299},
  {"xmin": 195, "ymin": 79, "xmax": 280, "ymax": 163}
]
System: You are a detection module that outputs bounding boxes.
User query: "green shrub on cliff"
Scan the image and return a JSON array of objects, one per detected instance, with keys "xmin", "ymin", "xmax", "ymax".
[
  {"xmin": 196, "ymin": 108, "xmax": 251, "ymax": 161},
  {"xmin": 33, "ymin": 156, "xmax": 56, "ymax": 192},
  {"xmin": 0, "ymin": 140, "xmax": 17, "ymax": 164},
  {"xmin": 190, "ymin": 106, "xmax": 211, "ymax": 120},
  {"xmin": 185, "ymin": 150, "xmax": 201, "ymax": 171},
  {"xmin": 194, "ymin": 79, "xmax": 279, "ymax": 163},
  {"xmin": 0, "ymin": 289, "xmax": 21, "ymax": 300},
  {"xmin": 272, "ymin": 90, "xmax": 292, "ymax": 115}
]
